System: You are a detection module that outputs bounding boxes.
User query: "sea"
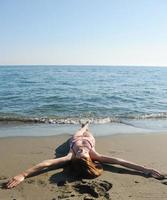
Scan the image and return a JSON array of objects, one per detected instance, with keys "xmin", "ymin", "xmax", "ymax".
[{"xmin": 0, "ymin": 65, "xmax": 167, "ymax": 137}]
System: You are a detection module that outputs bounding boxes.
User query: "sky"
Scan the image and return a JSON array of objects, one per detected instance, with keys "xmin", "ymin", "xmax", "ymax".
[{"xmin": 0, "ymin": 0, "xmax": 167, "ymax": 66}]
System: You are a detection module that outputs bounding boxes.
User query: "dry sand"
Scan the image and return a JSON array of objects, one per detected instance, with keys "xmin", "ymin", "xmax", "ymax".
[{"xmin": 0, "ymin": 133, "xmax": 167, "ymax": 200}]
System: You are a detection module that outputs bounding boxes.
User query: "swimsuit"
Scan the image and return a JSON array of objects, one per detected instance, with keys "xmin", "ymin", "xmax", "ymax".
[{"xmin": 70, "ymin": 136, "xmax": 94, "ymax": 155}]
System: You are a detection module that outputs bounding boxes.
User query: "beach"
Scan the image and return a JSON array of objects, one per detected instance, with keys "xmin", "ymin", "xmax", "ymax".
[
  {"xmin": 1, "ymin": 132, "xmax": 167, "ymax": 200},
  {"xmin": 0, "ymin": 66, "xmax": 167, "ymax": 199},
  {"xmin": 1, "ymin": 0, "xmax": 167, "ymax": 197}
]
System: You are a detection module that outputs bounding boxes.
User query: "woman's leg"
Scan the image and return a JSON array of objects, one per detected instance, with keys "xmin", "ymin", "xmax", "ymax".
[
  {"xmin": 73, "ymin": 121, "xmax": 90, "ymax": 138},
  {"xmin": 71, "ymin": 122, "xmax": 95, "ymax": 148}
]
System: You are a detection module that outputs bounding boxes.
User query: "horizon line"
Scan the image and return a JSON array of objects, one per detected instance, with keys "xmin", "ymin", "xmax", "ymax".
[{"xmin": 0, "ymin": 64, "xmax": 167, "ymax": 68}]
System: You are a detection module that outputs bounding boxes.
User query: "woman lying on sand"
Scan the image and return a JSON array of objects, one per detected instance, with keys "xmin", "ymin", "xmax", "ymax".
[{"xmin": 6, "ymin": 121, "xmax": 164, "ymax": 189}]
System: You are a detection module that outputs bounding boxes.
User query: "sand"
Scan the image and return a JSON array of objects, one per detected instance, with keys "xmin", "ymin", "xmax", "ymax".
[{"xmin": 0, "ymin": 133, "xmax": 167, "ymax": 200}]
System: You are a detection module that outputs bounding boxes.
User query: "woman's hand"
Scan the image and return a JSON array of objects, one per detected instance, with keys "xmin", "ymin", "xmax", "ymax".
[
  {"xmin": 6, "ymin": 174, "xmax": 25, "ymax": 189},
  {"xmin": 144, "ymin": 168, "xmax": 164, "ymax": 179}
]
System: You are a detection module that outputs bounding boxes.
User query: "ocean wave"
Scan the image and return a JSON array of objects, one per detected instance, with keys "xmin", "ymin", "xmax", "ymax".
[
  {"xmin": 0, "ymin": 112, "xmax": 167, "ymax": 125},
  {"xmin": 128, "ymin": 112, "xmax": 167, "ymax": 120},
  {"xmin": 0, "ymin": 116, "xmax": 120, "ymax": 125}
]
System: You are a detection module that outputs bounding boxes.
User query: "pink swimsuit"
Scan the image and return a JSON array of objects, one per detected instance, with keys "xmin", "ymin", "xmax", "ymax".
[{"xmin": 70, "ymin": 136, "xmax": 94, "ymax": 155}]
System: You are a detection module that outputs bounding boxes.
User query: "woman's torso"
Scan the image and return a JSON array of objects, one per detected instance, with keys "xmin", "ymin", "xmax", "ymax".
[{"xmin": 70, "ymin": 135, "xmax": 95, "ymax": 155}]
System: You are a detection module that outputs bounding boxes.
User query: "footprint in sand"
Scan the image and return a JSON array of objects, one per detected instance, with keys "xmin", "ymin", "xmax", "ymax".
[
  {"xmin": 74, "ymin": 179, "xmax": 112, "ymax": 199},
  {"xmin": 54, "ymin": 179, "xmax": 112, "ymax": 200}
]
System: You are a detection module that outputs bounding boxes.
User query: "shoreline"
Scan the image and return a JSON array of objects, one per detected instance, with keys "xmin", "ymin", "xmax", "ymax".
[
  {"xmin": 1, "ymin": 121, "xmax": 167, "ymax": 138},
  {"xmin": 1, "ymin": 133, "xmax": 167, "ymax": 199}
]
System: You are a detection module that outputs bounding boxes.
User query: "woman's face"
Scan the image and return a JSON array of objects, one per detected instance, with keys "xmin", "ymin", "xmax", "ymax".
[{"xmin": 76, "ymin": 147, "xmax": 89, "ymax": 159}]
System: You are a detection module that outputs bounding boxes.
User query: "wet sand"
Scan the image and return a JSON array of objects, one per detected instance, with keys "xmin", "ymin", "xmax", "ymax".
[{"xmin": 1, "ymin": 133, "xmax": 167, "ymax": 200}]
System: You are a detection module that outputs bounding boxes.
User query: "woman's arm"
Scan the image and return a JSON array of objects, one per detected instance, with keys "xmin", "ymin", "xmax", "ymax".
[
  {"xmin": 6, "ymin": 153, "xmax": 72, "ymax": 189},
  {"xmin": 93, "ymin": 152, "xmax": 164, "ymax": 179}
]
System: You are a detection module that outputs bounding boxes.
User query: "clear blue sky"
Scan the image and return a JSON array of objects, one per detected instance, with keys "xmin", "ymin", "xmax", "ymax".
[{"xmin": 0, "ymin": 0, "xmax": 167, "ymax": 66}]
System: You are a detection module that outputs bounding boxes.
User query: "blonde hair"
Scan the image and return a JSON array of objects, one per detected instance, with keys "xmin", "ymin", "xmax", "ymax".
[{"xmin": 70, "ymin": 157, "xmax": 103, "ymax": 178}]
